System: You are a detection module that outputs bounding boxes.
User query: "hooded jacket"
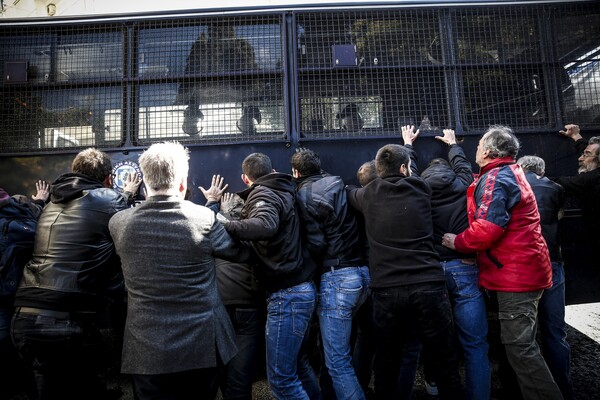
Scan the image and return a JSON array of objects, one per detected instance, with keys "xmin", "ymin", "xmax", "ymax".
[
  {"xmin": 454, "ymin": 158, "xmax": 552, "ymax": 292},
  {"xmin": 226, "ymin": 172, "xmax": 315, "ymax": 292},
  {"xmin": 14, "ymin": 173, "xmax": 130, "ymax": 312},
  {"xmin": 421, "ymin": 145, "xmax": 475, "ymax": 261}
]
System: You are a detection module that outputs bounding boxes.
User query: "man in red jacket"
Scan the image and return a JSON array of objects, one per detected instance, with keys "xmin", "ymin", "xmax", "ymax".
[{"xmin": 442, "ymin": 125, "xmax": 562, "ymax": 400}]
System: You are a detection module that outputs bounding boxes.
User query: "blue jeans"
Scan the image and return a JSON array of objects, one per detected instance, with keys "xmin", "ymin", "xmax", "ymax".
[
  {"xmin": 318, "ymin": 266, "xmax": 370, "ymax": 400},
  {"xmin": 266, "ymin": 280, "xmax": 320, "ymax": 400},
  {"xmin": 442, "ymin": 259, "xmax": 491, "ymax": 400},
  {"xmin": 538, "ymin": 262, "xmax": 574, "ymax": 400},
  {"xmin": 221, "ymin": 307, "xmax": 266, "ymax": 400},
  {"xmin": 371, "ymin": 281, "xmax": 462, "ymax": 400},
  {"xmin": 496, "ymin": 290, "xmax": 563, "ymax": 400}
]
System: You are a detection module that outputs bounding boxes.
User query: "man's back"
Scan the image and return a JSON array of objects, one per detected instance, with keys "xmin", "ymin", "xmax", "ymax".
[
  {"xmin": 525, "ymin": 171, "xmax": 564, "ymax": 262},
  {"xmin": 348, "ymin": 175, "xmax": 443, "ymax": 289},
  {"xmin": 109, "ymin": 197, "xmax": 240, "ymax": 375},
  {"xmin": 15, "ymin": 173, "xmax": 128, "ymax": 312},
  {"xmin": 295, "ymin": 173, "xmax": 362, "ymax": 264},
  {"xmin": 229, "ymin": 172, "xmax": 313, "ymax": 292}
]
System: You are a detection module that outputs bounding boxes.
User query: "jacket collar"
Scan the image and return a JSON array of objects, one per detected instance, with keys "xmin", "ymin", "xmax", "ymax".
[{"xmin": 479, "ymin": 157, "xmax": 515, "ymax": 175}]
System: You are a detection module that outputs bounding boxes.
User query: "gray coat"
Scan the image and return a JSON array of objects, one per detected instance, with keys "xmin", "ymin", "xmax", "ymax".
[{"xmin": 109, "ymin": 195, "xmax": 248, "ymax": 374}]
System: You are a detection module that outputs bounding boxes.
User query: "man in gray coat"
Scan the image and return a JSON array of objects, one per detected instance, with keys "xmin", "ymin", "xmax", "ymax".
[{"xmin": 109, "ymin": 142, "xmax": 250, "ymax": 400}]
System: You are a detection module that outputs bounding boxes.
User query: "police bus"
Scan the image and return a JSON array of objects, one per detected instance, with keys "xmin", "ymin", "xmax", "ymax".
[{"xmin": 1, "ymin": 0, "xmax": 598, "ymax": 303}]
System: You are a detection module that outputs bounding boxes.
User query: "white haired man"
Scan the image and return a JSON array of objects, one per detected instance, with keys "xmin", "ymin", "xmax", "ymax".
[
  {"xmin": 109, "ymin": 142, "xmax": 249, "ymax": 400},
  {"xmin": 442, "ymin": 126, "xmax": 562, "ymax": 400}
]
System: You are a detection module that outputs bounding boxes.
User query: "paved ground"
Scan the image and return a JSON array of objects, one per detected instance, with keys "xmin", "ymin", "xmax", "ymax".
[{"xmin": 5, "ymin": 303, "xmax": 600, "ymax": 400}]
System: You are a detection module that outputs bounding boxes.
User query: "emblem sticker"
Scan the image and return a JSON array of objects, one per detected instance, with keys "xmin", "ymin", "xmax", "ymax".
[{"xmin": 111, "ymin": 160, "xmax": 142, "ymax": 193}]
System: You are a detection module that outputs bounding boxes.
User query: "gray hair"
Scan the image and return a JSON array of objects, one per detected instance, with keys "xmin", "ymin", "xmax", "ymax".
[
  {"xmin": 517, "ymin": 155, "xmax": 545, "ymax": 176},
  {"xmin": 480, "ymin": 125, "xmax": 520, "ymax": 159},
  {"xmin": 139, "ymin": 142, "xmax": 189, "ymax": 192}
]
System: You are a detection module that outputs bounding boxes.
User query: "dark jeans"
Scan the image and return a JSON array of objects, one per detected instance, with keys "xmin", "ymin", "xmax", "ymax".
[
  {"xmin": 220, "ymin": 306, "xmax": 265, "ymax": 400},
  {"xmin": 371, "ymin": 281, "xmax": 463, "ymax": 400},
  {"xmin": 11, "ymin": 309, "xmax": 110, "ymax": 400},
  {"xmin": 132, "ymin": 367, "xmax": 220, "ymax": 400}
]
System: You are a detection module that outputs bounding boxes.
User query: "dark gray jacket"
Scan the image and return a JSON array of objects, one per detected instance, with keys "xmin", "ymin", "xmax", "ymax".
[{"xmin": 109, "ymin": 196, "xmax": 249, "ymax": 374}]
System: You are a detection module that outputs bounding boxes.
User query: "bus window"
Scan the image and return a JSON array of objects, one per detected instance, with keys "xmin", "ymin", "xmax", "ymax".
[
  {"xmin": 136, "ymin": 17, "xmax": 285, "ymax": 144},
  {"xmin": 555, "ymin": 7, "xmax": 600, "ymax": 126}
]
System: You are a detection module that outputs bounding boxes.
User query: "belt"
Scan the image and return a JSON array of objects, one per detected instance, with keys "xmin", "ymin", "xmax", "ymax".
[
  {"xmin": 16, "ymin": 307, "xmax": 71, "ymax": 319},
  {"xmin": 321, "ymin": 258, "xmax": 364, "ymax": 274}
]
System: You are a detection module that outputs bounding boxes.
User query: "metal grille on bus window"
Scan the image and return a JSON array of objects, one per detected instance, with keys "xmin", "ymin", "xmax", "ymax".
[
  {"xmin": 453, "ymin": 7, "xmax": 552, "ymax": 130},
  {"xmin": 0, "ymin": 25, "xmax": 125, "ymax": 153},
  {"xmin": 296, "ymin": 10, "xmax": 450, "ymax": 138},
  {"xmin": 136, "ymin": 16, "xmax": 285, "ymax": 144},
  {"xmin": 554, "ymin": 3, "xmax": 600, "ymax": 127}
]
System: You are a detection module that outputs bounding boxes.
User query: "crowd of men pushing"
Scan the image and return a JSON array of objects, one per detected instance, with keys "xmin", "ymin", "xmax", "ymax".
[{"xmin": 0, "ymin": 123, "xmax": 599, "ymax": 400}]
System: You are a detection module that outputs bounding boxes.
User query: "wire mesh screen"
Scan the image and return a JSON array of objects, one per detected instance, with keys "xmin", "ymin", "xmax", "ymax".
[
  {"xmin": 554, "ymin": 3, "xmax": 600, "ymax": 126},
  {"xmin": 0, "ymin": 26, "xmax": 124, "ymax": 152},
  {"xmin": 296, "ymin": 10, "xmax": 451, "ymax": 138},
  {"xmin": 453, "ymin": 7, "xmax": 551, "ymax": 130},
  {"xmin": 136, "ymin": 17, "xmax": 285, "ymax": 145},
  {"xmin": 1, "ymin": 2, "xmax": 600, "ymax": 155}
]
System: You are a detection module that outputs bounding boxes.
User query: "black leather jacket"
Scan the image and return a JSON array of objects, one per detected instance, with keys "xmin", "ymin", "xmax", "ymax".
[
  {"xmin": 227, "ymin": 173, "xmax": 315, "ymax": 292},
  {"xmin": 15, "ymin": 173, "xmax": 130, "ymax": 312},
  {"xmin": 295, "ymin": 173, "xmax": 364, "ymax": 268}
]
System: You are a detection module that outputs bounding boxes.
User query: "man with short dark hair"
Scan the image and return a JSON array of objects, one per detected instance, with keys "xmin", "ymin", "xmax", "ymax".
[
  {"xmin": 11, "ymin": 148, "xmax": 140, "ymax": 400},
  {"xmin": 442, "ymin": 126, "xmax": 561, "ymax": 400},
  {"xmin": 347, "ymin": 140, "xmax": 462, "ymax": 399},
  {"xmin": 518, "ymin": 155, "xmax": 574, "ymax": 400},
  {"xmin": 291, "ymin": 148, "xmax": 369, "ymax": 400},
  {"xmin": 202, "ymin": 153, "xmax": 319, "ymax": 400}
]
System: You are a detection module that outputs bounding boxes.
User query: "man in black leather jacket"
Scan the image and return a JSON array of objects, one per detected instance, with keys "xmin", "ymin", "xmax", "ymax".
[
  {"xmin": 11, "ymin": 148, "xmax": 140, "ymax": 400},
  {"xmin": 292, "ymin": 148, "xmax": 369, "ymax": 400}
]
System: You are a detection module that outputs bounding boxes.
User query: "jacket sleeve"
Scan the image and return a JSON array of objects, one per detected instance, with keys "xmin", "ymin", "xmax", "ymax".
[
  {"xmin": 225, "ymin": 190, "xmax": 280, "ymax": 241},
  {"xmin": 448, "ymin": 145, "xmax": 474, "ymax": 187},
  {"xmin": 346, "ymin": 186, "xmax": 364, "ymax": 212},
  {"xmin": 405, "ymin": 144, "xmax": 419, "ymax": 177},
  {"xmin": 554, "ymin": 172, "xmax": 590, "ymax": 196},
  {"xmin": 454, "ymin": 168, "xmax": 519, "ymax": 252},
  {"xmin": 210, "ymin": 217, "xmax": 251, "ymax": 263}
]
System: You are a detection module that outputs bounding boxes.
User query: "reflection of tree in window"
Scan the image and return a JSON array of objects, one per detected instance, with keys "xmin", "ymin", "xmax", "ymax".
[{"xmin": 176, "ymin": 23, "xmax": 259, "ymax": 136}]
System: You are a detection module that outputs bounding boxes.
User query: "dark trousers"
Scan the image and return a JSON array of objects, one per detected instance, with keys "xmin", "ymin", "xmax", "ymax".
[
  {"xmin": 132, "ymin": 367, "xmax": 220, "ymax": 400},
  {"xmin": 371, "ymin": 281, "xmax": 463, "ymax": 400},
  {"xmin": 219, "ymin": 306, "xmax": 265, "ymax": 400},
  {"xmin": 11, "ymin": 309, "xmax": 109, "ymax": 400}
]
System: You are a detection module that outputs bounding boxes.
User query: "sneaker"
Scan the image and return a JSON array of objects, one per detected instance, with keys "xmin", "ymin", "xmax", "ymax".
[{"xmin": 425, "ymin": 380, "xmax": 439, "ymax": 396}]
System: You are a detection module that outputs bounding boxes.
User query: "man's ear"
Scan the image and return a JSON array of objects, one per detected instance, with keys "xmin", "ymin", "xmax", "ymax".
[
  {"xmin": 399, "ymin": 164, "xmax": 407, "ymax": 175},
  {"xmin": 292, "ymin": 168, "xmax": 300, "ymax": 178},
  {"xmin": 241, "ymin": 174, "xmax": 251, "ymax": 186},
  {"xmin": 179, "ymin": 177, "xmax": 187, "ymax": 196},
  {"xmin": 103, "ymin": 175, "xmax": 112, "ymax": 188}
]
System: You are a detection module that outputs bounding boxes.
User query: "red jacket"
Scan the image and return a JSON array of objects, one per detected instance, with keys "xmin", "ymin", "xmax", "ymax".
[{"xmin": 454, "ymin": 158, "xmax": 552, "ymax": 292}]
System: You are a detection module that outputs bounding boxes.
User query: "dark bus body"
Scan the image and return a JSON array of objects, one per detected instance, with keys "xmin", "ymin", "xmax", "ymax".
[{"xmin": 1, "ymin": 0, "xmax": 599, "ymax": 303}]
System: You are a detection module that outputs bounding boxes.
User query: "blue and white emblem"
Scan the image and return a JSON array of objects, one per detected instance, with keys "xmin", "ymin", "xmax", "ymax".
[{"xmin": 111, "ymin": 160, "xmax": 142, "ymax": 192}]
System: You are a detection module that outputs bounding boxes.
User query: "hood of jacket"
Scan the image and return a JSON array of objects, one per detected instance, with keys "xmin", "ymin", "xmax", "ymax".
[
  {"xmin": 421, "ymin": 165, "xmax": 456, "ymax": 191},
  {"xmin": 50, "ymin": 173, "xmax": 105, "ymax": 204},
  {"xmin": 238, "ymin": 172, "xmax": 295, "ymax": 200}
]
